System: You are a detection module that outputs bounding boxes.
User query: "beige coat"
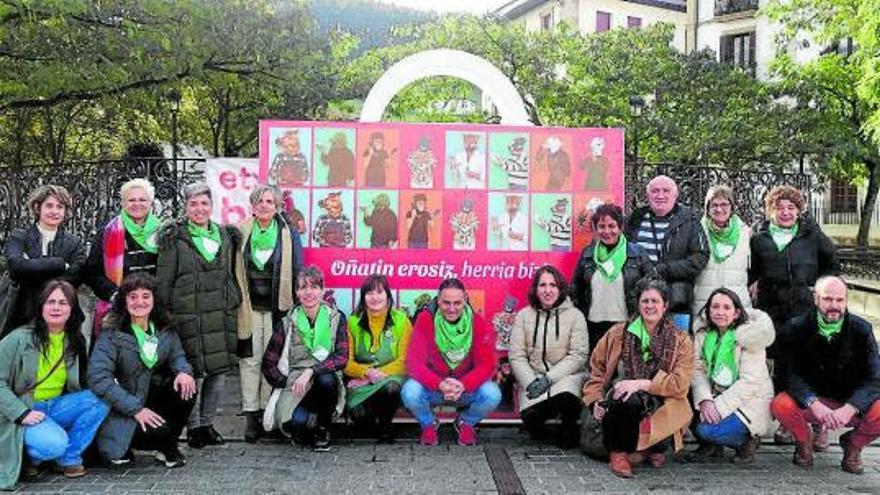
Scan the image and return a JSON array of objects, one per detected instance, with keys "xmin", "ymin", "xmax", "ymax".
[
  {"xmin": 692, "ymin": 223, "xmax": 752, "ymax": 314},
  {"xmin": 691, "ymin": 309, "xmax": 775, "ymax": 436},
  {"xmin": 509, "ymin": 297, "xmax": 589, "ymax": 411},
  {"xmin": 582, "ymin": 321, "xmax": 695, "ymax": 451}
]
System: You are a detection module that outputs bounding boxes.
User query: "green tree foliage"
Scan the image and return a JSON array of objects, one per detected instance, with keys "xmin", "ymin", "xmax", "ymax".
[{"xmin": 765, "ymin": 0, "xmax": 880, "ymax": 246}]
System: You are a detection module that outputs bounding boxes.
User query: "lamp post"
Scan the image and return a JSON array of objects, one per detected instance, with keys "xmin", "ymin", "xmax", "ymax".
[
  {"xmin": 167, "ymin": 89, "xmax": 181, "ymax": 211},
  {"xmin": 629, "ymin": 95, "xmax": 646, "ymax": 211}
]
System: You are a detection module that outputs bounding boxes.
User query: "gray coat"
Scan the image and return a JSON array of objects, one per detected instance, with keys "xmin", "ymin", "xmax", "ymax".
[
  {"xmin": 87, "ymin": 325, "xmax": 192, "ymax": 461},
  {"xmin": 156, "ymin": 220, "xmax": 241, "ymax": 377}
]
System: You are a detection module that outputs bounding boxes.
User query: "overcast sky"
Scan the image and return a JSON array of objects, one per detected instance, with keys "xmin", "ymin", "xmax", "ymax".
[{"xmin": 377, "ymin": 0, "xmax": 507, "ymax": 13}]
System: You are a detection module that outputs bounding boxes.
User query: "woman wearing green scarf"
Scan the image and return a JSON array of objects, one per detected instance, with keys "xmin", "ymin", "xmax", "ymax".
[
  {"xmin": 692, "ymin": 185, "xmax": 752, "ymax": 315},
  {"xmin": 261, "ymin": 266, "xmax": 348, "ymax": 452},
  {"xmin": 155, "ymin": 182, "xmax": 241, "ymax": 450},
  {"xmin": 86, "ymin": 179, "xmax": 161, "ymax": 348},
  {"xmin": 343, "ymin": 275, "xmax": 412, "ymax": 443},
  {"xmin": 687, "ymin": 288, "xmax": 775, "ymax": 464},
  {"xmin": 233, "ymin": 185, "xmax": 303, "ymax": 443},
  {"xmin": 582, "ymin": 278, "xmax": 695, "ymax": 478},
  {"xmin": 89, "ymin": 273, "xmax": 195, "ymax": 469},
  {"xmin": 572, "ymin": 203, "xmax": 653, "ymax": 354}
]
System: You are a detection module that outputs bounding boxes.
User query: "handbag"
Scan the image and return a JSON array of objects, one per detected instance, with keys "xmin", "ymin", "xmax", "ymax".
[
  {"xmin": 579, "ymin": 405, "xmax": 608, "ymax": 461},
  {"xmin": 0, "ymin": 273, "xmax": 20, "ymax": 338}
]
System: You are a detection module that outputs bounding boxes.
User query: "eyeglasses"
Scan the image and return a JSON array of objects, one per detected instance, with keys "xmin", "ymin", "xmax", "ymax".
[{"xmin": 709, "ymin": 203, "xmax": 731, "ymax": 210}]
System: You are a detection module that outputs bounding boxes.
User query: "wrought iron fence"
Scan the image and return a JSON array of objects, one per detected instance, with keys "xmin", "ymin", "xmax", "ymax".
[
  {"xmin": 0, "ymin": 158, "xmax": 205, "ymax": 248},
  {"xmin": 837, "ymin": 248, "xmax": 880, "ymax": 281},
  {"xmin": 623, "ymin": 161, "xmax": 813, "ymax": 227}
]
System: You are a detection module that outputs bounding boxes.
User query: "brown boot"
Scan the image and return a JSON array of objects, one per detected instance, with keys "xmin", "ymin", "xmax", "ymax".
[
  {"xmin": 732, "ymin": 435, "xmax": 761, "ymax": 464},
  {"xmin": 684, "ymin": 443, "xmax": 724, "ymax": 463},
  {"xmin": 792, "ymin": 431, "xmax": 814, "ymax": 468},
  {"xmin": 840, "ymin": 431, "xmax": 864, "ymax": 475},
  {"xmin": 609, "ymin": 452, "xmax": 634, "ymax": 478},
  {"xmin": 626, "ymin": 451, "xmax": 646, "ymax": 465},
  {"xmin": 812, "ymin": 425, "xmax": 829, "ymax": 452},
  {"xmin": 646, "ymin": 452, "xmax": 666, "ymax": 468}
]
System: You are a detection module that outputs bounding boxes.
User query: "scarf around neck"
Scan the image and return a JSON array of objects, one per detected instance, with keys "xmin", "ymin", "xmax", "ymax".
[
  {"xmin": 187, "ymin": 221, "xmax": 222, "ymax": 262},
  {"xmin": 249, "ymin": 218, "xmax": 278, "ymax": 270},
  {"xmin": 768, "ymin": 221, "xmax": 798, "ymax": 252},
  {"xmin": 132, "ymin": 322, "xmax": 159, "ymax": 369},
  {"xmin": 626, "ymin": 317, "xmax": 651, "ymax": 363},
  {"xmin": 817, "ymin": 312, "xmax": 844, "ymax": 341},
  {"xmin": 703, "ymin": 215, "xmax": 740, "ymax": 263},
  {"xmin": 702, "ymin": 327, "xmax": 738, "ymax": 387},
  {"xmin": 294, "ymin": 305, "xmax": 333, "ymax": 361},
  {"xmin": 121, "ymin": 210, "xmax": 160, "ymax": 253},
  {"xmin": 594, "ymin": 236, "xmax": 627, "ymax": 282},
  {"xmin": 434, "ymin": 305, "xmax": 473, "ymax": 370},
  {"xmin": 621, "ymin": 317, "xmax": 678, "ymax": 380}
]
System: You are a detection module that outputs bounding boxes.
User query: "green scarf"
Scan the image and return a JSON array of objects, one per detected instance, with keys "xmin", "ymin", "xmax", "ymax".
[
  {"xmin": 132, "ymin": 322, "xmax": 159, "ymax": 369},
  {"xmin": 768, "ymin": 221, "xmax": 799, "ymax": 252},
  {"xmin": 594, "ymin": 236, "xmax": 628, "ymax": 282},
  {"xmin": 703, "ymin": 215, "xmax": 741, "ymax": 263},
  {"xmin": 249, "ymin": 218, "xmax": 278, "ymax": 270},
  {"xmin": 121, "ymin": 210, "xmax": 160, "ymax": 253},
  {"xmin": 187, "ymin": 221, "xmax": 222, "ymax": 262},
  {"xmin": 434, "ymin": 305, "xmax": 473, "ymax": 369},
  {"xmin": 294, "ymin": 305, "xmax": 333, "ymax": 361},
  {"xmin": 702, "ymin": 327, "xmax": 738, "ymax": 387},
  {"xmin": 626, "ymin": 317, "xmax": 651, "ymax": 363},
  {"xmin": 817, "ymin": 312, "xmax": 844, "ymax": 341}
]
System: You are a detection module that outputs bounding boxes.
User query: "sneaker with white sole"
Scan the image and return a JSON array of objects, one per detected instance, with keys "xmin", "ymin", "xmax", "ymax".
[{"xmin": 155, "ymin": 447, "xmax": 186, "ymax": 468}]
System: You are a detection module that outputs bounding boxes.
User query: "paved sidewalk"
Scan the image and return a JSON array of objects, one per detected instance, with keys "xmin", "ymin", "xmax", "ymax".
[{"xmin": 14, "ymin": 433, "xmax": 880, "ymax": 494}]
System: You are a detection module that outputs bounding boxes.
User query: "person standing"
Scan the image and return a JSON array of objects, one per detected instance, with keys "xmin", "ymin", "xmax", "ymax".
[
  {"xmin": 155, "ymin": 182, "xmax": 240, "ymax": 449},
  {"xmin": 233, "ymin": 185, "xmax": 303, "ymax": 443}
]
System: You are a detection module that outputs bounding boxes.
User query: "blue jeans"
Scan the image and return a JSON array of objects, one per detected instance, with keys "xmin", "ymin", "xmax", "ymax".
[
  {"xmin": 401, "ymin": 379, "xmax": 501, "ymax": 428},
  {"xmin": 671, "ymin": 313, "xmax": 691, "ymax": 333},
  {"xmin": 24, "ymin": 390, "xmax": 110, "ymax": 467},
  {"xmin": 695, "ymin": 413, "xmax": 750, "ymax": 448}
]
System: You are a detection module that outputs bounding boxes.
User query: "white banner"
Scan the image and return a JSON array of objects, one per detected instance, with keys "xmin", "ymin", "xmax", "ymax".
[{"xmin": 205, "ymin": 158, "xmax": 260, "ymax": 225}]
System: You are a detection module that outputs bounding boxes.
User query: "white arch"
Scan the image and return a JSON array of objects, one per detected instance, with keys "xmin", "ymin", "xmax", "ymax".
[{"xmin": 359, "ymin": 49, "xmax": 533, "ymax": 126}]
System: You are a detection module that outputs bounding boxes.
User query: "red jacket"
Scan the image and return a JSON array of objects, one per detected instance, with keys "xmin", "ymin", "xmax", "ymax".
[{"xmin": 406, "ymin": 307, "xmax": 496, "ymax": 392}]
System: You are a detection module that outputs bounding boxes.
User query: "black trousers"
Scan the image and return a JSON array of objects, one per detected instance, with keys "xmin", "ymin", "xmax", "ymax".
[
  {"xmin": 520, "ymin": 391, "xmax": 582, "ymax": 436},
  {"xmin": 295, "ymin": 371, "xmax": 338, "ymax": 428},
  {"xmin": 347, "ymin": 381, "xmax": 402, "ymax": 431},
  {"xmin": 587, "ymin": 320, "xmax": 616, "ymax": 355},
  {"xmin": 130, "ymin": 379, "xmax": 196, "ymax": 453},
  {"xmin": 601, "ymin": 393, "xmax": 646, "ymax": 453}
]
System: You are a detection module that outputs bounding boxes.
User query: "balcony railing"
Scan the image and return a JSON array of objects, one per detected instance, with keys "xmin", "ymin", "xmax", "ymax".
[{"xmin": 715, "ymin": 0, "xmax": 758, "ymax": 16}]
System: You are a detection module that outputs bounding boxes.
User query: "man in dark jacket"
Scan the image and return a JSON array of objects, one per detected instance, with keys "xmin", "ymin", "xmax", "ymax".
[
  {"xmin": 771, "ymin": 276, "xmax": 880, "ymax": 475},
  {"xmin": 625, "ymin": 175, "xmax": 708, "ymax": 331}
]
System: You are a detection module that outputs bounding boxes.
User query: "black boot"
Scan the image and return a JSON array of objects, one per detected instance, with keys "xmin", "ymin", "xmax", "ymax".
[
  {"xmin": 244, "ymin": 411, "xmax": 263, "ymax": 443},
  {"xmin": 187, "ymin": 426, "xmax": 207, "ymax": 449}
]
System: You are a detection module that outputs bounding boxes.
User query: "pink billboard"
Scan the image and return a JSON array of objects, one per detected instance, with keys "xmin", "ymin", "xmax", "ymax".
[{"xmin": 260, "ymin": 120, "xmax": 624, "ymax": 414}]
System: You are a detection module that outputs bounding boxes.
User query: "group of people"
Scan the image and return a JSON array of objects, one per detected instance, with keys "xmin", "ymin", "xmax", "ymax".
[{"xmin": 0, "ymin": 174, "xmax": 877, "ymax": 490}]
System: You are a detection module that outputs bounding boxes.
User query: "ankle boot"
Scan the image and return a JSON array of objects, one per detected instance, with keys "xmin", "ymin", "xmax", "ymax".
[
  {"xmin": 609, "ymin": 452, "xmax": 634, "ymax": 478},
  {"xmin": 244, "ymin": 411, "xmax": 263, "ymax": 443},
  {"xmin": 732, "ymin": 435, "xmax": 760, "ymax": 464},
  {"xmin": 840, "ymin": 431, "xmax": 864, "ymax": 475},
  {"xmin": 792, "ymin": 430, "xmax": 814, "ymax": 468}
]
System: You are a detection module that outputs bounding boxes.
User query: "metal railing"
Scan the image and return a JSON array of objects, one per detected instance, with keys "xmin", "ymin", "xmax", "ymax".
[{"xmin": 715, "ymin": 0, "xmax": 759, "ymax": 16}]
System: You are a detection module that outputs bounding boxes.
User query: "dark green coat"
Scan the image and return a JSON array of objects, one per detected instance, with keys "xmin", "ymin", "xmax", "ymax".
[{"xmin": 156, "ymin": 220, "xmax": 241, "ymax": 377}]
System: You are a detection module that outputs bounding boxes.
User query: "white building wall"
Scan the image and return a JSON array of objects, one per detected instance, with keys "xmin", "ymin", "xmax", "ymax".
[{"xmin": 577, "ymin": 0, "xmax": 689, "ymax": 51}]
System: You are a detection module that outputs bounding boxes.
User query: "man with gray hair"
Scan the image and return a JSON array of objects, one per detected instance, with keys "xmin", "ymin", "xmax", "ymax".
[
  {"xmin": 771, "ymin": 276, "xmax": 880, "ymax": 474},
  {"xmin": 625, "ymin": 175, "xmax": 708, "ymax": 330}
]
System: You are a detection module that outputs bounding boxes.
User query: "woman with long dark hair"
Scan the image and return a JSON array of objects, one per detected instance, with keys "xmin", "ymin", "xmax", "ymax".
[
  {"xmin": 509, "ymin": 265, "xmax": 588, "ymax": 447},
  {"xmin": 0, "ymin": 280, "xmax": 108, "ymax": 488},
  {"xmin": 88, "ymin": 273, "xmax": 196, "ymax": 468},
  {"xmin": 687, "ymin": 288, "xmax": 774, "ymax": 464},
  {"xmin": 343, "ymin": 275, "xmax": 412, "ymax": 443}
]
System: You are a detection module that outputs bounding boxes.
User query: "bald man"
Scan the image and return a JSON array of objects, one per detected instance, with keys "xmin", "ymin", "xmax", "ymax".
[
  {"xmin": 625, "ymin": 175, "xmax": 708, "ymax": 330},
  {"xmin": 771, "ymin": 276, "xmax": 880, "ymax": 474}
]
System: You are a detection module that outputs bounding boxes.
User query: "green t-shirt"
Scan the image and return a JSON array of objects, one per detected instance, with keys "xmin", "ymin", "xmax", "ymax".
[{"xmin": 34, "ymin": 333, "xmax": 66, "ymax": 402}]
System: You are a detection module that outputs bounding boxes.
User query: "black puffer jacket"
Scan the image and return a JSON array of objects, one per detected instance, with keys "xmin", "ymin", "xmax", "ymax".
[
  {"xmin": 155, "ymin": 220, "xmax": 241, "ymax": 377},
  {"xmin": 2, "ymin": 225, "xmax": 86, "ymax": 333},
  {"xmin": 625, "ymin": 204, "xmax": 709, "ymax": 313},
  {"xmin": 748, "ymin": 215, "xmax": 840, "ymax": 329},
  {"xmin": 572, "ymin": 239, "xmax": 655, "ymax": 319}
]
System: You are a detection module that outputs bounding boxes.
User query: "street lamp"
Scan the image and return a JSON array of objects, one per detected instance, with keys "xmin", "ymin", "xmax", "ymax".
[
  {"xmin": 167, "ymin": 89, "xmax": 181, "ymax": 211},
  {"xmin": 629, "ymin": 95, "xmax": 645, "ymax": 163}
]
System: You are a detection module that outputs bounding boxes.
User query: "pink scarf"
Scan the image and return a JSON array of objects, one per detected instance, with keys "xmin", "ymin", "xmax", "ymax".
[{"xmin": 93, "ymin": 216, "xmax": 125, "ymax": 335}]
